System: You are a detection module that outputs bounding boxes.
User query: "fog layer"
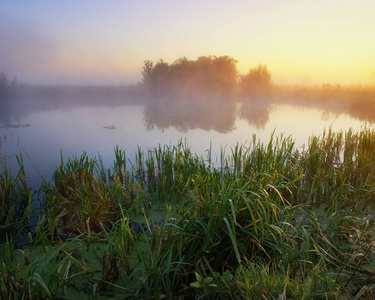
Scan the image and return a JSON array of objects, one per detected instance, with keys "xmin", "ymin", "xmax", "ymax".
[{"xmin": 1, "ymin": 56, "xmax": 375, "ymax": 133}]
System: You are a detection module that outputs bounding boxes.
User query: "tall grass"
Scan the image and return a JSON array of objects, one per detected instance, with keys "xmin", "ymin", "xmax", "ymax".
[
  {"xmin": 0, "ymin": 237, "xmax": 90, "ymax": 299},
  {"xmin": 300, "ymin": 127, "xmax": 375, "ymax": 210},
  {"xmin": 40, "ymin": 151, "xmax": 140, "ymax": 241},
  {"xmin": 0, "ymin": 153, "xmax": 32, "ymax": 243},
  {"xmin": 2, "ymin": 128, "xmax": 375, "ymax": 298}
]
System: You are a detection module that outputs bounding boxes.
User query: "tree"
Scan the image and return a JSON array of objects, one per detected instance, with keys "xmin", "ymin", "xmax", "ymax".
[
  {"xmin": 141, "ymin": 60, "xmax": 154, "ymax": 85},
  {"xmin": 0, "ymin": 71, "xmax": 9, "ymax": 87},
  {"xmin": 150, "ymin": 59, "xmax": 170, "ymax": 84},
  {"xmin": 141, "ymin": 56, "xmax": 238, "ymax": 99},
  {"xmin": 240, "ymin": 64, "xmax": 273, "ymax": 97},
  {"xmin": 141, "ymin": 59, "xmax": 172, "ymax": 96},
  {"xmin": 0, "ymin": 71, "xmax": 10, "ymax": 100},
  {"xmin": 212, "ymin": 56, "xmax": 238, "ymax": 96}
]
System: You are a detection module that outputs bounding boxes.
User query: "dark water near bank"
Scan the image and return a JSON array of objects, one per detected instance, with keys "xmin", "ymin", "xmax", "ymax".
[{"xmin": 0, "ymin": 97, "xmax": 371, "ymax": 189}]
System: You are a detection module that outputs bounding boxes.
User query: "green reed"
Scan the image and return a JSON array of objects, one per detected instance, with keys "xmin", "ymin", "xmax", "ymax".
[
  {"xmin": 133, "ymin": 206, "xmax": 185, "ymax": 299},
  {"xmin": 41, "ymin": 152, "xmax": 123, "ymax": 240},
  {"xmin": 0, "ymin": 153, "xmax": 32, "ymax": 242},
  {"xmin": 101, "ymin": 204, "xmax": 137, "ymax": 278},
  {"xmin": 299, "ymin": 126, "xmax": 375, "ymax": 210},
  {"xmin": 0, "ymin": 237, "xmax": 90, "ymax": 299},
  {"xmin": 3, "ymin": 128, "xmax": 375, "ymax": 299}
]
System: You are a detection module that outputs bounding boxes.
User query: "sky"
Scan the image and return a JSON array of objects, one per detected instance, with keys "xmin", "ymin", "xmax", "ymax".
[{"xmin": 1, "ymin": 0, "xmax": 374, "ymax": 86}]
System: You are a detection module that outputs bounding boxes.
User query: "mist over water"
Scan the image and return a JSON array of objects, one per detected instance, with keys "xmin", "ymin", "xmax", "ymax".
[
  {"xmin": 1, "ymin": 85, "xmax": 373, "ymax": 189},
  {"xmin": 2, "ymin": 4, "xmax": 375, "ymax": 298},
  {"xmin": 1, "ymin": 56, "xmax": 375, "ymax": 188}
]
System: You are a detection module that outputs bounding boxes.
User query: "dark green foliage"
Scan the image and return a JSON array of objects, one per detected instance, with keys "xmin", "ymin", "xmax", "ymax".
[
  {"xmin": 0, "ymin": 153, "xmax": 32, "ymax": 242},
  {"xmin": 2, "ymin": 129, "xmax": 375, "ymax": 299}
]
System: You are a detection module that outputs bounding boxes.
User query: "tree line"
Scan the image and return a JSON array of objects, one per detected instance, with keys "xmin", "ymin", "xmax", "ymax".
[
  {"xmin": 141, "ymin": 56, "xmax": 273, "ymax": 99},
  {"xmin": 1, "ymin": 57, "xmax": 273, "ymax": 102},
  {"xmin": 0, "ymin": 71, "xmax": 20, "ymax": 100}
]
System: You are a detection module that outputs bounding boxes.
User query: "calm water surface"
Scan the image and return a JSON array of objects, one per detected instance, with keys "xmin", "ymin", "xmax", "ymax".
[{"xmin": 0, "ymin": 100, "xmax": 371, "ymax": 188}]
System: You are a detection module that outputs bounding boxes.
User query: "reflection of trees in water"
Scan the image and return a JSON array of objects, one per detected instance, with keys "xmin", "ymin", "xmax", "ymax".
[
  {"xmin": 273, "ymin": 85, "xmax": 375, "ymax": 125},
  {"xmin": 347, "ymin": 98, "xmax": 375, "ymax": 123},
  {"xmin": 238, "ymin": 100, "xmax": 271, "ymax": 130},
  {"xmin": 141, "ymin": 56, "xmax": 241, "ymax": 133},
  {"xmin": 0, "ymin": 85, "xmax": 142, "ymax": 125},
  {"xmin": 0, "ymin": 95, "xmax": 35, "ymax": 124},
  {"xmin": 2, "ymin": 80, "xmax": 375, "ymax": 133},
  {"xmin": 143, "ymin": 97, "xmax": 237, "ymax": 133}
]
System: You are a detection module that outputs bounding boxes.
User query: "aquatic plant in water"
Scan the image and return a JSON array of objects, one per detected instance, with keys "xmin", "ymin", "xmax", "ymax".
[
  {"xmin": 2, "ymin": 128, "xmax": 375, "ymax": 299},
  {"xmin": 42, "ymin": 151, "xmax": 139, "ymax": 239},
  {"xmin": 0, "ymin": 153, "xmax": 32, "ymax": 243}
]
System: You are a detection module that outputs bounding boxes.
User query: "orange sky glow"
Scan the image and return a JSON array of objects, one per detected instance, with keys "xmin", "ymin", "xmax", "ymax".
[{"xmin": 1, "ymin": 0, "xmax": 374, "ymax": 85}]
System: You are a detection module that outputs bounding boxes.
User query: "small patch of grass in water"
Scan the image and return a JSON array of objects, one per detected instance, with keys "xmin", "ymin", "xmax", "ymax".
[{"xmin": 0, "ymin": 123, "xmax": 32, "ymax": 129}]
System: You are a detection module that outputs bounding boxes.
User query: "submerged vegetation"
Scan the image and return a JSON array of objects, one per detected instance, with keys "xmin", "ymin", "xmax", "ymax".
[{"xmin": 2, "ymin": 128, "xmax": 375, "ymax": 298}]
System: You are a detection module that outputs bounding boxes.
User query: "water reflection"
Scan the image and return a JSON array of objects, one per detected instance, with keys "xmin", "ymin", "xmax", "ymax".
[
  {"xmin": 1, "ymin": 93, "xmax": 372, "ymax": 190},
  {"xmin": 1, "ymin": 85, "xmax": 375, "ymax": 132},
  {"xmin": 143, "ymin": 97, "xmax": 237, "ymax": 133},
  {"xmin": 0, "ymin": 85, "xmax": 140, "ymax": 124},
  {"xmin": 239, "ymin": 99, "xmax": 271, "ymax": 129},
  {"xmin": 274, "ymin": 85, "xmax": 375, "ymax": 125}
]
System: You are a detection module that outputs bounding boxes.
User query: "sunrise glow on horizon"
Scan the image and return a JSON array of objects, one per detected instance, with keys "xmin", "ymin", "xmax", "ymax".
[{"xmin": 1, "ymin": 0, "xmax": 374, "ymax": 86}]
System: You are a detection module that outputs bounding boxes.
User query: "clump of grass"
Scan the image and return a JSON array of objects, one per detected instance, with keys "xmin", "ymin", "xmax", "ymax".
[
  {"xmin": 3, "ymin": 128, "xmax": 375, "ymax": 299},
  {"xmin": 41, "ymin": 151, "xmax": 137, "ymax": 240},
  {"xmin": 133, "ymin": 207, "xmax": 184, "ymax": 299},
  {"xmin": 300, "ymin": 127, "xmax": 375, "ymax": 211},
  {"xmin": 234, "ymin": 261, "xmax": 350, "ymax": 299},
  {"xmin": 142, "ymin": 140, "xmax": 205, "ymax": 202},
  {"xmin": 0, "ymin": 153, "xmax": 32, "ymax": 242},
  {"xmin": 0, "ymin": 238, "xmax": 90, "ymax": 299}
]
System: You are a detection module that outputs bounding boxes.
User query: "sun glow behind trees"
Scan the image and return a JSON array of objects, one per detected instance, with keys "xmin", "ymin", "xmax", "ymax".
[{"xmin": 1, "ymin": 1, "xmax": 374, "ymax": 85}]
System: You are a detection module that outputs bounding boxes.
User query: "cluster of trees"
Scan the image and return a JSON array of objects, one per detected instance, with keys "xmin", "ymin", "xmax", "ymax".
[
  {"xmin": 142, "ymin": 56, "xmax": 273, "ymax": 99},
  {"xmin": 1, "ymin": 58, "xmax": 275, "ymax": 103},
  {"xmin": 142, "ymin": 56, "xmax": 239, "ymax": 99},
  {"xmin": 239, "ymin": 64, "xmax": 273, "ymax": 97},
  {"xmin": 0, "ymin": 71, "xmax": 19, "ymax": 100},
  {"xmin": 140, "ymin": 58, "xmax": 274, "ymax": 132}
]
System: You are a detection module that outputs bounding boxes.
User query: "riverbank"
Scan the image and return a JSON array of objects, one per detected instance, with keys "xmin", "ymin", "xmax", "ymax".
[{"xmin": 1, "ymin": 128, "xmax": 375, "ymax": 299}]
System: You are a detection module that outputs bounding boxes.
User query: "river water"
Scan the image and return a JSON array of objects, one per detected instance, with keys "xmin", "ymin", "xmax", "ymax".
[{"xmin": 0, "ymin": 98, "xmax": 371, "ymax": 189}]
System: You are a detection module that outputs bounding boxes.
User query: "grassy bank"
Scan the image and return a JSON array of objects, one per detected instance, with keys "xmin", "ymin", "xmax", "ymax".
[{"xmin": 1, "ymin": 128, "xmax": 375, "ymax": 299}]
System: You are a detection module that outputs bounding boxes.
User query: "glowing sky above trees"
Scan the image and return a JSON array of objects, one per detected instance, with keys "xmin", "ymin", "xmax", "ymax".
[{"xmin": 1, "ymin": 0, "xmax": 374, "ymax": 85}]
